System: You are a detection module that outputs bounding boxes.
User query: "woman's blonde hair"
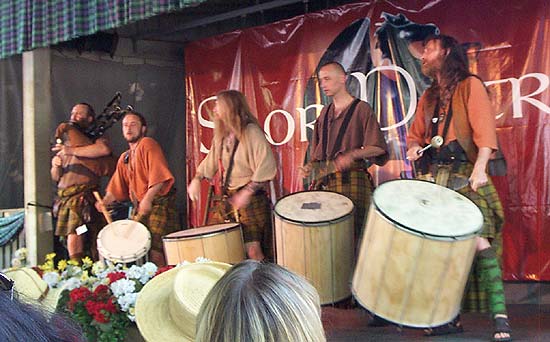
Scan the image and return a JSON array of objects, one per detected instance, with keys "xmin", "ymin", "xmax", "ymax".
[
  {"xmin": 214, "ymin": 90, "xmax": 260, "ymax": 140},
  {"xmin": 196, "ymin": 260, "xmax": 326, "ymax": 342}
]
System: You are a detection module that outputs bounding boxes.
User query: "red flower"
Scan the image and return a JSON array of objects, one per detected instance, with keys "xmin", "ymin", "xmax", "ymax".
[
  {"xmin": 154, "ymin": 265, "xmax": 174, "ymax": 277},
  {"xmin": 106, "ymin": 271, "xmax": 126, "ymax": 284},
  {"xmin": 69, "ymin": 287, "xmax": 92, "ymax": 306}
]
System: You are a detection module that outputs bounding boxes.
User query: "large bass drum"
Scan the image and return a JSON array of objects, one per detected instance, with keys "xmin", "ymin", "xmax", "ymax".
[
  {"xmin": 352, "ymin": 179, "xmax": 482, "ymax": 328},
  {"xmin": 274, "ymin": 190, "xmax": 354, "ymax": 305}
]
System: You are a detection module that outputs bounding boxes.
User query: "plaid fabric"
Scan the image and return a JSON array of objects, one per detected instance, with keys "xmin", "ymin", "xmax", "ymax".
[
  {"xmin": 429, "ymin": 161, "xmax": 506, "ymax": 313},
  {"xmin": 207, "ymin": 190, "xmax": 273, "ymax": 260},
  {"xmin": 136, "ymin": 189, "xmax": 179, "ymax": 253},
  {"xmin": 55, "ymin": 183, "xmax": 100, "ymax": 236},
  {"xmin": 312, "ymin": 165, "xmax": 373, "ymax": 244},
  {"xmin": 0, "ymin": 0, "xmax": 206, "ymax": 60}
]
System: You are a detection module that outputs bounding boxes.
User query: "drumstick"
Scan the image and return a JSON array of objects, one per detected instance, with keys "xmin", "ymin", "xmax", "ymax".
[
  {"xmin": 93, "ymin": 191, "xmax": 113, "ymax": 224},
  {"xmin": 416, "ymin": 135, "xmax": 444, "ymax": 155}
]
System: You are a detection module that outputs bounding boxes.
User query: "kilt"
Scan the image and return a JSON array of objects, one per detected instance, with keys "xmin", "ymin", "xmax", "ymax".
[
  {"xmin": 312, "ymin": 166, "xmax": 373, "ymax": 243},
  {"xmin": 432, "ymin": 162, "xmax": 505, "ymax": 313},
  {"xmin": 207, "ymin": 189, "xmax": 273, "ymax": 260},
  {"xmin": 136, "ymin": 189, "xmax": 179, "ymax": 252},
  {"xmin": 55, "ymin": 184, "xmax": 103, "ymax": 237}
]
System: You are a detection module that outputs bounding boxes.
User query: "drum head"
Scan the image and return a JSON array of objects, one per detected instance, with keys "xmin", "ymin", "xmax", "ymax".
[
  {"xmin": 163, "ymin": 223, "xmax": 240, "ymax": 240},
  {"xmin": 274, "ymin": 190, "xmax": 354, "ymax": 225},
  {"xmin": 98, "ymin": 219, "xmax": 151, "ymax": 261},
  {"xmin": 373, "ymin": 179, "xmax": 483, "ymax": 239}
]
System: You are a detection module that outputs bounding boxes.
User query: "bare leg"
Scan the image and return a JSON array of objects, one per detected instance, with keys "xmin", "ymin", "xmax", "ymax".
[
  {"xmin": 245, "ymin": 241, "xmax": 265, "ymax": 261},
  {"xmin": 67, "ymin": 233, "xmax": 84, "ymax": 261},
  {"xmin": 149, "ymin": 249, "xmax": 166, "ymax": 267}
]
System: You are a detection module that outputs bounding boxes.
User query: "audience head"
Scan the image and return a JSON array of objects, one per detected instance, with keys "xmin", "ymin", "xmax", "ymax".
[{"xmin": 196, "ymin": 260, "xmax": 326, "ymax": 342}]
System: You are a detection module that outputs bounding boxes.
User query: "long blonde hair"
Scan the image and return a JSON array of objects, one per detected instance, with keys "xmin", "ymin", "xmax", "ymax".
[
  {"xmin": 196, "ymin": 260, "xmax": 326, "ymax": 342},
  {"xmin": 214, "ymin": 90, "xmax": 260, "ymax": 141}
]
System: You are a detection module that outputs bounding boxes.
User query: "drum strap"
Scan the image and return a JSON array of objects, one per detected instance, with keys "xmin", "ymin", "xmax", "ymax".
[
  {"xmin": 321, "ymin": 98, "xmax": 361, "ymax": 161},
  {"xmin": 220, "ymin": 137, "xmax": 240, "ymax": 196}
]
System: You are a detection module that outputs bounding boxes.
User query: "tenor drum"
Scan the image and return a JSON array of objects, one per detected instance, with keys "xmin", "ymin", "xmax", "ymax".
[
  {"xmin": 162, "ymin": 223, "xmax": 245, "ymax": 265},
  {"xmin": 352, "ymin": 179, "xmax": 483, "ymax": 328},
  {"xmin": 274, "ymin": 191, "xmax": 354, "ymax": 305},
  {"xmin": 97, "ymin": 220, "xmax": 151, "ymax": 264}
]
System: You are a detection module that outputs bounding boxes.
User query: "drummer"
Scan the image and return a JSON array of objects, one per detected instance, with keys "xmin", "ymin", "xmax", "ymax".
[
  {"xmin": 299, "ymin": 61, "xmax": 388, "ymax": 245},
  {"xmin": 97, "ymin": 111, "xmax": 179, "ymax": 266},
  {"xmin": 406, "ymin": 34, "xmax": 511, "ymax": 341},
  {"xmin": 187, "ymin": 90, "xmax": 276, "ymax": 261}
]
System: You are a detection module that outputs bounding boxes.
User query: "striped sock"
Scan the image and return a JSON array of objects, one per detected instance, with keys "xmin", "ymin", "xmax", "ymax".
[{"xmin": 478, "ymin": 247, "xmax": 507, "ymax": 316}]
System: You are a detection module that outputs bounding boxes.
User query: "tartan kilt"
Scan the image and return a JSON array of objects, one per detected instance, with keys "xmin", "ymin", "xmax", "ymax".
[
  {"xmin": 437, "ymin": 162, "xmax": 505, "ymax": 313},
  {"xmin": 312, "ymin": 168, "xmax": 373, "ymax": 243},
  {"xmin": 137, "ymin": 190, "xmax": 179, "ymax": 252},
  {"xmin": 207, "ymin": 190, "xmax": 273, "ymax": 260},
  {"xmin": 55, "ymin": 184, "xmax": 103, "ymax": 236}
]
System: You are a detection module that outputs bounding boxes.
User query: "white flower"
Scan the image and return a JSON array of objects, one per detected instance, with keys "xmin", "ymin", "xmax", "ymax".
[
  {"xmin": 125, "ymin": 265, "xmax": 143, "ymax": 280},
  {"xmin": 92, "ymin": 261, "xmax": 106, "ymax": 275},
  {"xmin": 42, "ymin": 272, "xmax": 60, "ymax": 287},
  {"xmin": 141, "ymin": 262, "xmax": 158, "ymax": 277},
  {"xmin": 62, "ymin": 277, "xmax": 82, "ymax": 291},
  {"xmin": 110, "ymin": 278, "xmax": 136, "ymax": 297},
  {"xmin": 11, "ymin": 258, "xmax": 22, "ymax": 268},
  {"xmin": 117, "ymin": 292, "xmax": 138, "ymax": 312},
  {"xmin": 14, "ymin": 248, "xmax": 27, "ymax": 260}
]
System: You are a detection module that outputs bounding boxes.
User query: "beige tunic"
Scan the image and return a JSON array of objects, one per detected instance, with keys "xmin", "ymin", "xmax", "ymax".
[{"xmin": 196, "ymin": 123, "xmax": 277, "ymax": 190}]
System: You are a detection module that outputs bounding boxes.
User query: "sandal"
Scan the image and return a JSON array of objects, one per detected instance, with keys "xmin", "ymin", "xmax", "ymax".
[
  {"xmin": 493, "ymin": 316, "xmax": 512, "ymax": 342},
  {"xmin": 424, "ymin": 316, "xmax": 464, "ymax": 336}
]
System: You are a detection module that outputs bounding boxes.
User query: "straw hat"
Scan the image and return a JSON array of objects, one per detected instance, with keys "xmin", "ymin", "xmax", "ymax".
[
  {"xmin": 2, "ymin": 268, "xmax": 64, "ymax": 311},
  {"xmin": 135, "ymin": 261, "xmax": 231, "ymax": 342}
]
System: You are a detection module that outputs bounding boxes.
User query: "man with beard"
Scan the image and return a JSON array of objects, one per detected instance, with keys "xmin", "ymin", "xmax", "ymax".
[
  {"xmin": 406, "ymin": 35, "xmax": 511, "ymax": 341},
  {"xmin": 187, "ymin": 90, "xmax": 276, "ymax": 261},
  {"xmin": 51, "ymin": 103, "xmax": 115, "ymax": 261},
  {"xmin": 97, "ymin": 111, "xmax": 178, "ymax": 266}
]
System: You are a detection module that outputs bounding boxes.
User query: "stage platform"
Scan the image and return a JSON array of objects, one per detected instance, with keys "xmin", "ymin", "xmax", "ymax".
[{"xmin": 323, "ymin": 304, "xmax": 549, "ymax": 341}]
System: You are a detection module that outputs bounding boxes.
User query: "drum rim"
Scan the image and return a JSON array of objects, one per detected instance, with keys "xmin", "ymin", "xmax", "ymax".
[
  {"xmin": 274, "ymin": 190, "xmax": 354, "ymax": 226},
  {"xmin": 162, "ymin": 223, "xmax": 241, "ymax": 240},
  {"xmin": 373, "ymin": 179, "xmax": 482, "ymax": 241}
]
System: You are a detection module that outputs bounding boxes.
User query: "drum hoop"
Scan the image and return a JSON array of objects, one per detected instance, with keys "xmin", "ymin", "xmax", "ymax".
[
  {"xmin": 162, "ymin": 225, "xmax": 241, "ymax": 241},
  {"xmin": 274, "ymin": 190, "xmax": 354, "ymax": 226},
  {"xmin": 374, "ymin": 179, "xmax": 482, "ymax": 241}
]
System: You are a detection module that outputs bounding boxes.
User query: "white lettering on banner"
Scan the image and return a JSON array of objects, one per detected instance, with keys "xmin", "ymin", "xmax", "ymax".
[
  {"xmin": 197, "ymin": 96, "xmax": 216, "ymax": 153},
  {"xmin": 485, "ymin": 73, "xmax": 550, "ymax": 119},
  {"xmin": 351, "ymin": 65, "xmax": 418, "ymax": 131},
  {"xmin": 297, "ymin": 104, "xmax": 324, "ymax": 142},
  {"xmin": 264, "ymin": 110, "xmax": 295, "ymax": 145},
  {"xmin": 196, "ymin": 72, "xmax": 550, "ymax": 152}
]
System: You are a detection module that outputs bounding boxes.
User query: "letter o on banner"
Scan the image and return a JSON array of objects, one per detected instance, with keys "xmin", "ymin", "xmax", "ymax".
[{"xmin": 264, "ymin": 109, "xmax": 295, "ymax": 146}]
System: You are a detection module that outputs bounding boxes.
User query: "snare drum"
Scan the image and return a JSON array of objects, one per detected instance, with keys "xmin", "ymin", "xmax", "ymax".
[
  {"xmin": 352, "ymin": 179, "xmax": 483, "ymax": 328},
  {"xmin": 162, "ymin": 223, "xmax": 245, "ymax": 265},
  {"xmin": 274, "ymin": 191, "xmax": 354, "ymax": 305},
  {"xmin": 97, "ymin": 219, "xmax": 151, "ymax": 264}
]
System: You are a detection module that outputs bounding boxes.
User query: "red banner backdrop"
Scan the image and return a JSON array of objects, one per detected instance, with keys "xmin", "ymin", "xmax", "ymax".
[{"xmin": 185, "ymin": 1, "xmax": 550, "ymax": 281}]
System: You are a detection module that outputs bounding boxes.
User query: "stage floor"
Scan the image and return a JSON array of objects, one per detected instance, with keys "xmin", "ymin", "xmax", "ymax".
[{"xmin": 323, "ymin": 304, "xmax": 549, "ymax": 341}]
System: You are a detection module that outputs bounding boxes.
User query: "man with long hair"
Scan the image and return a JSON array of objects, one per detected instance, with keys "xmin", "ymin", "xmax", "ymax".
[
  {"xmin": 406, "ymin": 34, "xmax": 511, "ymax": 342},
  {"xmin": 188, "ymin": 90, "xmax": 277, "ymax": 261},
  {"xmin": 98, "ymin": 111, "xmax": 179, "ymax": 266}
]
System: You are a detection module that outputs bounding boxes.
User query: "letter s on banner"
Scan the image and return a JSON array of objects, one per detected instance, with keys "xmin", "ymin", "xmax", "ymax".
[
  {"xmin": 198, "ymin": 96, "xmax": 216, "ymax": 154},
  {"xmin": 264, "ymin": 109, "xmax": 295, "ymax": 145}
]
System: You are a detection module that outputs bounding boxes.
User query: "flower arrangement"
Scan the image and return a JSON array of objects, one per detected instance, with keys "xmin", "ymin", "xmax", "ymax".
[
  {"xmin": 10, "ymin": 250, "xmax": 175, "ymax": 342},
  {"xmin": 8, "ymin": 249, "xmax": 212, "ymax": 342}
]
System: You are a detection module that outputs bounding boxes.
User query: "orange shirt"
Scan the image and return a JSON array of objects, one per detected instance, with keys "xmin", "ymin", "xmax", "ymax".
[
  {"xmin": 407, "ymin": 76, "xmax": 497, "ymax": 150},
  {"xmin": 107, "ymin": 137, "xmax": 174, "ymax": 202}
]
